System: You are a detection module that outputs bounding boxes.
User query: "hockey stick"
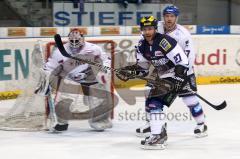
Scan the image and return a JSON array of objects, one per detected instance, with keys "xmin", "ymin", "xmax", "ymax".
[
  {"xmin": 46, "ymin": 86, "xmax": 59, "ymax": 130},
  {"xmin": 190, "ymin": 90, "xmax": 226, "ymax": 110},
  {"xmin": 37, "ymin": 40, "xmax": 59, "ymax": 130},
  {"xmin": 54, "ymin": 34, "xmax": 226, "ymax": 110},
  {"xmin": 54, "ymin": 34, "xmax": 173, "ymax": 90}
]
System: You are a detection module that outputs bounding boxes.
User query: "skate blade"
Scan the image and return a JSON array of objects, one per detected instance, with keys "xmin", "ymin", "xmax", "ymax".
[
  {"xmin": 136, "ymin": 132, "xmax": 150, "ymax": 138},
  {"xmin": 141, "ymin": 143, "xmax": 166, "ymax": 150},
  {"xmin": 195, "ymin": 132, "xmax": 208, "ymax": 138},
  {"xmin": 48, "ymin": 128, "xmax": 63, "ymax": 134}
]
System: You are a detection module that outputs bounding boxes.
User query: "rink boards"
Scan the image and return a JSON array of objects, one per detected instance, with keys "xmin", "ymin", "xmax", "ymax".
[{"xmin": 1, "ymin": 35, "xmax": 240, "ymax": 99}]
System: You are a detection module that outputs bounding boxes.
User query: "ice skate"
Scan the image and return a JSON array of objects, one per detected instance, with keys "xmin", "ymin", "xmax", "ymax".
[
  {"xmin": 49, "ymin": 122, "xmax": 69, "ymax": 133},
  {"xmin": 141, "ymin": 123, "xmax": 167, "ymax": 150},
  {"xmin": 136, "ymin": 120, "xmax": 150, "ymax": 137},
  {"xmin": 194, "ymin": 123, "xmax": 208, "ymax": 138}
]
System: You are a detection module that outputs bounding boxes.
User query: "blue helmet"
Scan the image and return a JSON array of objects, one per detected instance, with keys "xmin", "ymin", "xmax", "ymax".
[{"xmin": 163, "ymin": 5, "xmax": 180, "ymax": 16}]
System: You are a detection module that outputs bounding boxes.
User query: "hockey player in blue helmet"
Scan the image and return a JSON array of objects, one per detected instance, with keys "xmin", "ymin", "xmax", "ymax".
[{"xmin": 163, "ymin": 5, "xmax": 207, "ymax": 137}]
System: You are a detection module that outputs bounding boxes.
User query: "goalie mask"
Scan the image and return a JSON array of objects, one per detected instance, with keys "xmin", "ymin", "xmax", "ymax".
[{"xmin": 68, "ymin": 29, "xmax": 85, "ymax": 49}]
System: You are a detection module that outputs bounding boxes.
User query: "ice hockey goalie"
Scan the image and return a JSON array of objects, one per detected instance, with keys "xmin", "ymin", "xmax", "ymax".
[{"xmin": 35, "ymin": 29, "xmax": 114, "ymax": 132}]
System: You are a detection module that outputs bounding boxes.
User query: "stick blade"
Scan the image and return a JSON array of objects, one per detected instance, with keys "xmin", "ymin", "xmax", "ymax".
[{"xmin": 214, "ymin": 101, "xmax": 227, "ymax": 110}]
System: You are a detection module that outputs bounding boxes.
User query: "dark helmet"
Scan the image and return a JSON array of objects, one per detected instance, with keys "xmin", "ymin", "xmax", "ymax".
[
  {"xmin": 140, "ymin": 16, "xmax": 158, "ymax": 30},
  {"xmin": 163, "ymin": 5, "xmax": 180, "ymax": 16}
]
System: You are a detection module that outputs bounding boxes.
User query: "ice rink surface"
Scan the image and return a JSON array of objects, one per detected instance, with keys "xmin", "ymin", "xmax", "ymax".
[{"xmin": 0, "ymin": 84, "xmax": 240, "ymax": 159}]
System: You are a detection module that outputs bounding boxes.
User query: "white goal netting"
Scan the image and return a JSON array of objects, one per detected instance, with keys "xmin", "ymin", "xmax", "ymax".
[{"xmin": 0, "ymin": 42, "xmax": 48, "ymax": 131}]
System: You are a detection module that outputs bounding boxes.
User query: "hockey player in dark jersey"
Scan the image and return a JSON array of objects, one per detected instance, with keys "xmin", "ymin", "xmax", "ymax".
[{"xmin": 116, "ymin": 16, "xmax": 189, "ymax": 150}]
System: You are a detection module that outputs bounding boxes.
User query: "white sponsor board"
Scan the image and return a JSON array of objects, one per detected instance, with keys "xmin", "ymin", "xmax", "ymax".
[
  {"xmin": 1, "ymin": 35, "xmax": 240, "ymax": 92},
  {"xmin": 230, "ymin": 25, "xmax": 240, "ymax": 34},
  {"xmin": 193, "ymin": 35, "xmax": 240, "ymax": 76},
  {"xmin": 53, "ymin": 3, "xmax": 169, "ymax": 26}
]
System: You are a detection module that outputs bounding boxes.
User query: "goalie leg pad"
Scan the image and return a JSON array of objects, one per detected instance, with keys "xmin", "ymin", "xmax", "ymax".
[
  {"xmin": 81, "ymin": 83, "xmax": 114, "ymax": 131},
  {"xmin": 55, "ymin": 82, "xmax": 117, "ymax": 122},
  {"xmin": 89, "ymin": 118, "xmax": 113, "ymax": 131}
]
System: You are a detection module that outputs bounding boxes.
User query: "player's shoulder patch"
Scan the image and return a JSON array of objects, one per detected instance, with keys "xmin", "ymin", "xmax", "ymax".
[{"xmin": 159, "ymin": 38, "xmax": 172, "ymax": 52}]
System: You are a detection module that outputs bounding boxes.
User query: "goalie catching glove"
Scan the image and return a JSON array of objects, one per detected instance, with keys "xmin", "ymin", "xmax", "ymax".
[
  {"xmin": 116, "ymin": 65, "xmax": 149, "ymax": 81},
  {"xmin": 34, "ymin": 68, "xmax": 51, "ymax": 96},
  {"xmin": 34, "ymin": 65, "xmax": 63, "ymax": 96}
]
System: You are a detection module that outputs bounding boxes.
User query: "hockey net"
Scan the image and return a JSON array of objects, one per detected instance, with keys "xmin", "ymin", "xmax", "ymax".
[{"xmin": 0, "ymin": 40, "xmax": 115, "ymax": 131}]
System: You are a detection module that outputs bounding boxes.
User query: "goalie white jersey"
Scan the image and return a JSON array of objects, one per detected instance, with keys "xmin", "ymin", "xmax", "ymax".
[
  {"xmin": 44, "ymin": 42, "xmax": 110, "ymax": 84},
  {"xmin": 43, "ymin": 41, "xmax": 113, "ymax": 131},
  {"xmin": 157, "ymin": 21, "xmax": 195, "ymax": 75}
]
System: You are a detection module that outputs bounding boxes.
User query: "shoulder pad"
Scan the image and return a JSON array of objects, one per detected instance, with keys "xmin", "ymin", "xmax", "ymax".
[{"xmin": 177, "ymin": 24, "xmax": 191, "ymax": 37}]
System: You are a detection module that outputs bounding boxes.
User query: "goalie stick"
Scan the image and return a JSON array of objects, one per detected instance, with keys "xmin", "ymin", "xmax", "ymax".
[
  {"xmin": 37, "ymin": 40, "xmax": 59, "ymax": 131},
  {"xmin": 54, "ymin": 34, "xmax": 227, "ymax": 110}
]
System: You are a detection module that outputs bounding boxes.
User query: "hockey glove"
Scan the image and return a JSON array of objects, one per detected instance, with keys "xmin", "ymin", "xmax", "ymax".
[
  {"xmin": 116, "ymin": 67, "xmax": 136, "ymax": 82},
  {"xmin": 172, "ymin": 65, "xmax": 188, "ymax": 93},
  {"xmin": 116, "ymin": 65, "xmax": 149, "ymax": 82}
]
